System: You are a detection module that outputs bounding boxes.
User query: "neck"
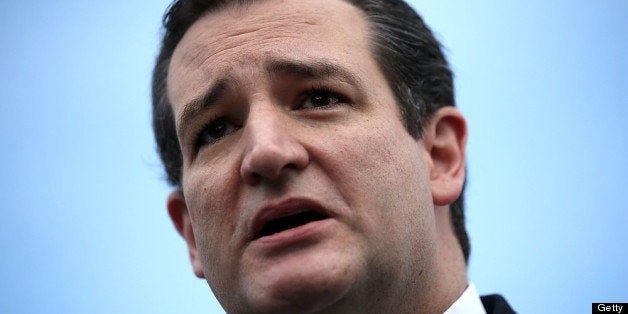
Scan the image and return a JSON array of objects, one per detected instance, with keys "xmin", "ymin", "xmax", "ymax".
[{"xmin": 427, "ymin": 205, "xmax": 469, "ymax": 313}]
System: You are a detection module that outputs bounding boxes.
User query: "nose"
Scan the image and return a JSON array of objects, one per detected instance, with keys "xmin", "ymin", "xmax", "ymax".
[{"xmin": 240, "ymin": 105, "xmax": 309, "ymax": 185}]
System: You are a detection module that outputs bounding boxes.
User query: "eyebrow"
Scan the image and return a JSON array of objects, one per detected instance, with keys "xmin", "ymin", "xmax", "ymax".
[
  {"xmin": 266, "ymin": 59, "xmax": 359, "ymax": 84},
  {"xmin": 178, "ymin": 78, "xmax": 230, "ymax": 136},
  {"xmin": 177, "ymin": 59, "xmax": 360, "ymax": 136}
]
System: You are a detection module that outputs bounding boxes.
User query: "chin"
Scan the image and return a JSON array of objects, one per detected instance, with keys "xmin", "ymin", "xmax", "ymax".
[{"xmin": 236, "ymin": 248, "xmax": 362, "ymax": 313}]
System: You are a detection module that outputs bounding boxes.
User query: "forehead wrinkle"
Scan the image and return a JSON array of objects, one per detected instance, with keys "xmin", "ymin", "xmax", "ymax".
[
  {"xmin": 168, "ymin": 0, "xmax": 374, "ymax": 112},
  {"xmin": 176, "ymin": 7, "xmax": 326, "ymax": 71},
  {"xmin": 173, "ymin": 0, "xmax": 371, "ymax": 68},
  {"xmin": 170, "ymin": 12, "xmax": 332, "ymax": 107}
]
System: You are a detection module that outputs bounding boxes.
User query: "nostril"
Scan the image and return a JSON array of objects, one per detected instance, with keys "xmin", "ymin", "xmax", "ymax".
[
  {"xmin": 241, "ymin": 154, "xmax": 283, "ymax": 184},
  {"xmin": 245, "ymin": 172, "xmax": 262, "ymax": 185},
  {"xmin": 240, "ymin": 139, "xmax": 309, "ymax": 184}
]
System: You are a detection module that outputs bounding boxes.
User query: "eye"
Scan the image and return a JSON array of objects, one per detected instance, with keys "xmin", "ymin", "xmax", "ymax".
[
  {"xmin": 300, "ymin": 88, "xmax": 347, "ymax": 109},
  {"xmin": 196, "ymin": 118, "xmax": 239, "ymax": 147}
]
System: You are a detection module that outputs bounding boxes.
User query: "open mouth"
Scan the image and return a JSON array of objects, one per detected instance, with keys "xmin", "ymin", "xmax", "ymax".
[{"xmin": 256, "ymin": 211, "xmax": 328, "ymax": 239}]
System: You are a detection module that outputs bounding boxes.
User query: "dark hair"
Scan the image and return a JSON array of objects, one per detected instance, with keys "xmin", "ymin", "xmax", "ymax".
[{"xmin": 152, "ymin": 0, "xmax": 470, "ymax": 262}]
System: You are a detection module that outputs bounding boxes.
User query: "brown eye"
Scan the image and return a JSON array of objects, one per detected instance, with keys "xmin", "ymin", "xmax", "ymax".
[
  {"xmin": 197, "ymin": 118, "xmax": 238, "ymax": 147},
  {"xmin": 301, "ymin": 89, "xmax": 346, "ymax": 109}
]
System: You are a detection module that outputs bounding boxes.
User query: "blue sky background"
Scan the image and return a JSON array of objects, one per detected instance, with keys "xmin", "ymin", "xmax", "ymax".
[{"xmin": 1, "ymin": 0, "xmax": 626, "ymax": 313}]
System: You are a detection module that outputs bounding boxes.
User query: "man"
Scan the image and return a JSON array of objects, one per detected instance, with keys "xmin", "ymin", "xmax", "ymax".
[{"xmin": 151, "ymin": 0, "xmax": 515, "ymax": 313}]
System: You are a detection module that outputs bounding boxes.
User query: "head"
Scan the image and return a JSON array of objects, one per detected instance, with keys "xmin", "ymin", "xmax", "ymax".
[{"xmin": 153, "ymin": 0, "xmax": 469, "ymax": 312}]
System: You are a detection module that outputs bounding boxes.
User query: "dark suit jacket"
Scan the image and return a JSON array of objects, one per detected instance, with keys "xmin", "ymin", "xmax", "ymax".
[{"xmin": 481, "ymin": 295, "xmax": 516, "ymax": 314}]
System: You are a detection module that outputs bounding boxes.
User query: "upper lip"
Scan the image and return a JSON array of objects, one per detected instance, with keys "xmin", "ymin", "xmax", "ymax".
[{"xmin": 248, "ymin": 197, "xmax": 332, "ymax": 242}]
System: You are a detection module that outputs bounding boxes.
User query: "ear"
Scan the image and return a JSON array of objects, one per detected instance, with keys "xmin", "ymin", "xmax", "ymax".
[
  {"xmin": 422, "ymin": 107, "xmax": 467, "ymax": 206},
  {"xmin": 167, "ymin": 190, "xmax": 205, "ymax": 278}
]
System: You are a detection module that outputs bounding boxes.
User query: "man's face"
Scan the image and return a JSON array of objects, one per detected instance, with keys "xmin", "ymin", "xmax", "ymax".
[{"xmin": 167, "ymin": 0, "xmax": 444, "ymax": 312}]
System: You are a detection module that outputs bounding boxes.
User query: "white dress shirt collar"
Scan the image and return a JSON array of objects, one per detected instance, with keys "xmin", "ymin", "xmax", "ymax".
[{"xmin": 443, "ymin": 283, "xmax": 486, "ymax": 314}]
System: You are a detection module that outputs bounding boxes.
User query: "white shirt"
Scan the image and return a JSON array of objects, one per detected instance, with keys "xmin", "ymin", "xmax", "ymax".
[{"xmin": 443, "ymin": 283, "xmax": 487, "ymax": 314}]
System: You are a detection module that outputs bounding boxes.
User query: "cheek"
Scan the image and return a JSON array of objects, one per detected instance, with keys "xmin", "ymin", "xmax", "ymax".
[
  {"xmin": 323, "ymin": 122, "xmax": 428, "ymax": 198},
  {"xmin": 182, "ymin": 164, "xmax": 242, "ymax": 272},
  {"xmin": 184, "ymin": 167, "xmax": 228, "ymax": 224},
  {"xmin": 314, "ymin": 120, "xmax": 438, "ymax": 281},
  {"xmin": 317, "ymin": 121, "xmax": 434, "ymax": 236}
]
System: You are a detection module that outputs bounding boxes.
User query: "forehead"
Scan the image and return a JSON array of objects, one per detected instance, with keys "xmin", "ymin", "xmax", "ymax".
[{"xmin": 167, "ymin": 0, "xmax": 374, "ymax": 107}]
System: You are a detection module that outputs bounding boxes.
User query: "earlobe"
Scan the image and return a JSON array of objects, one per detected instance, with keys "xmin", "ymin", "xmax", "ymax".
[
  {"xmin": 422, "ymin": 107, "xmax": 467, "ymax": 206},
  {"xmin": 167, "ymin": 190, "xmax": 205, "ymax": 278}
]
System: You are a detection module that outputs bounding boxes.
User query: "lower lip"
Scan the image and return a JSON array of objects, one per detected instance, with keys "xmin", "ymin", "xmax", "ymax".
[{"xmin": 251, "ymin": 218, "xmax": 334, "ymax": 249}]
